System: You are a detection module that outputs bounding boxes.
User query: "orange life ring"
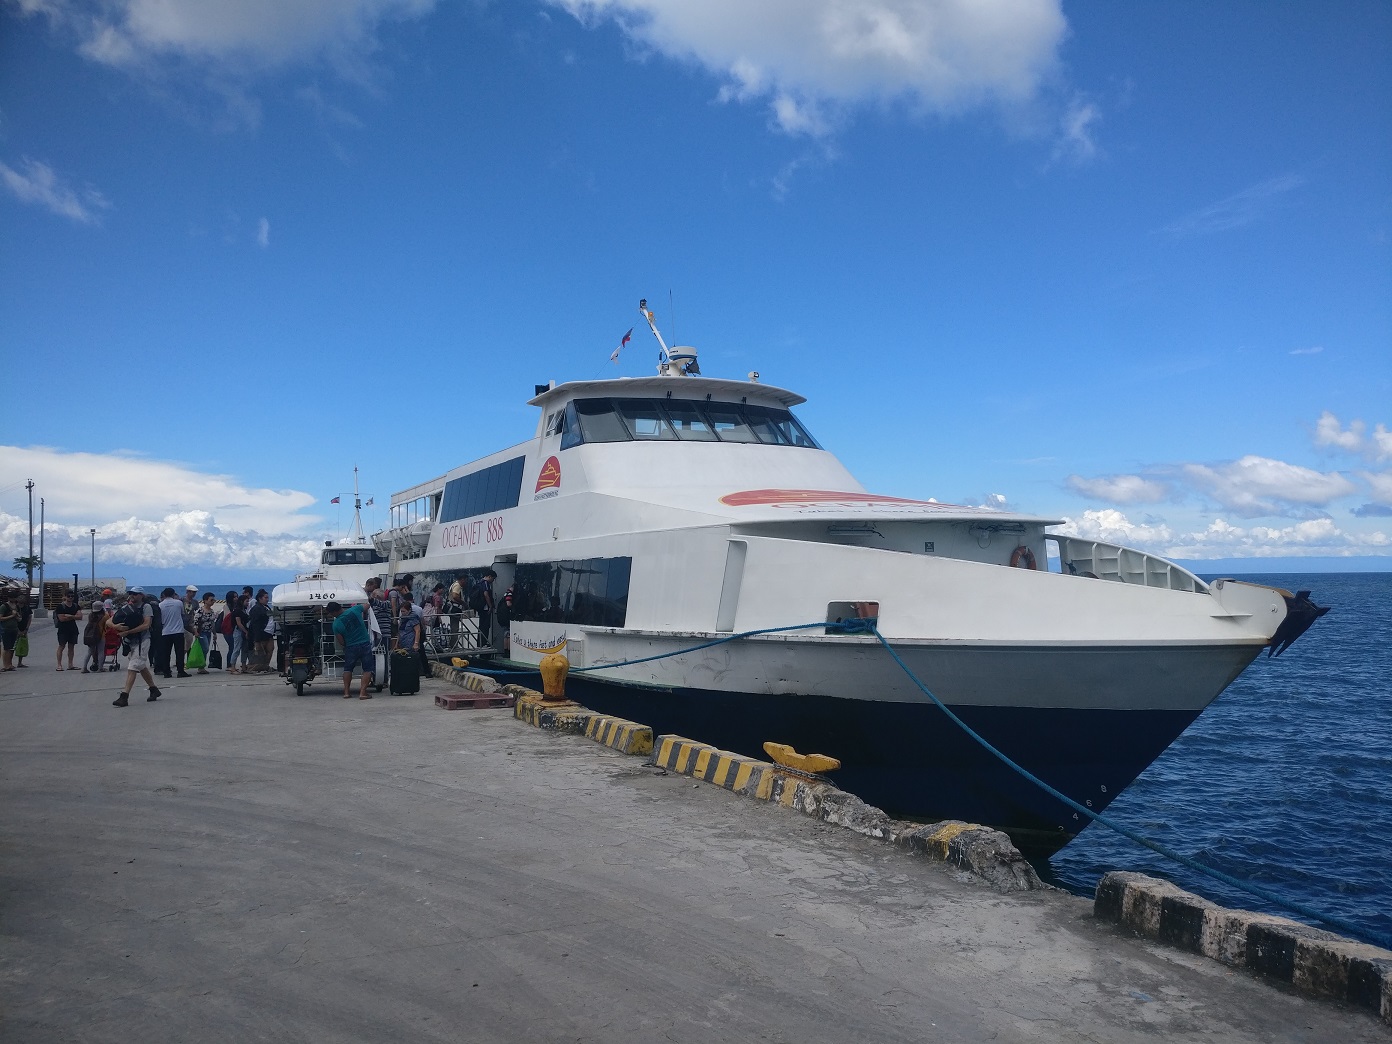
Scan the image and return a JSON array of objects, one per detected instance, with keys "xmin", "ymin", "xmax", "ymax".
[{"xmin": 1009, "ymin": 545, "xmax": 1037, "ymax": 570}]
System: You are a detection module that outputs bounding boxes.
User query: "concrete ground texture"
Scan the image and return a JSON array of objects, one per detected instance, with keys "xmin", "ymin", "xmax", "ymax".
[{"xmin": 2, "ymin": 620, "xmax": 1383, "ymax": 1042}]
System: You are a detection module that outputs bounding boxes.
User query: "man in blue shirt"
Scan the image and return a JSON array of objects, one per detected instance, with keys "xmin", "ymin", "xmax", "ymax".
[{"xmin": 325, "ymin": 600, "xmax": 374, "ymax": 700}]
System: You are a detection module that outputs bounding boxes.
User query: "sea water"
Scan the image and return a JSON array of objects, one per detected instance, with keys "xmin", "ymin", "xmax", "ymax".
[{"xmin": 1044, "ymin": 572, "xmax": 1392, "ymax": 945}]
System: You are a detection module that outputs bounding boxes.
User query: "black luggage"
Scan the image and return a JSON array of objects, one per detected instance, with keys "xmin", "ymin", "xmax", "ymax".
[
  {"xmin": 208, "ymin": 643, "xmax": 223, "ymax": 670},
  {"xmin": 389, "ymin": 649, "xmax": 420, "ymax": 695}
]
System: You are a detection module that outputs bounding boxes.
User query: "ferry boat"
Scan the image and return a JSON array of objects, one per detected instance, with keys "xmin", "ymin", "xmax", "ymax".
[{"xmin": 376, "ymin": 303, "xmax": 1326, "ymax": 854}]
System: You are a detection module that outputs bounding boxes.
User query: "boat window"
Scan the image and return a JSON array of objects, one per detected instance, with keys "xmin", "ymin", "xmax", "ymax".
[
  {"xmin": 746, "ymin": 404, "xmax": 819, "ymax": 448},
  {"xmin": 438, "ymin": 456, "xmax": 526, "ymax": 523},
  {"xmin": 560, "ymin": 402, "xmax": 583, "ymax": 450},
  {"xmin": 573, "ymin": 398, "xmax": 630, "ymax": 443},
  {"xmin": 662, "ymin": 399, "xmax": 719, "ymax": 441},
  {"xmin": 615, "ymin": 399, "xmax": 678, "ymax": 440},
  {"xmin": 702, "ymin": 402, "xmax": 761, "ymax": 443},
  {"xmin": 511, "ymin": 556, "xmax": 631, "ymax": 628},
  {"xmin": 544, "ymin": 410, "xmax": 565, "ymax": 438}
]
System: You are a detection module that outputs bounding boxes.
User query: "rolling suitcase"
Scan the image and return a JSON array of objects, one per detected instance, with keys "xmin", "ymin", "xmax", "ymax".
[{"xmin": 389, "ymin": 649, "xmax": 420, "ymax": 695}]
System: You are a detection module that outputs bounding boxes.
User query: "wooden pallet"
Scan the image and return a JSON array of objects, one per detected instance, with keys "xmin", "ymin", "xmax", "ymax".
[{"xmin": 435, "ymin": 691, "xmax": 516, "ymax": 710}]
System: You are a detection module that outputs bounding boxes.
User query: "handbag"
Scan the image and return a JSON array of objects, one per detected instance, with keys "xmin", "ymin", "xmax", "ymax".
[
  {"xmin": 15, "ymin": 634, "xmax": 29, "ymax": 658},
  {"xmin": 208, "ymin": 635, "xmax": 223, "ymax": 670},
  {"xmin": 185, "ymin": 638, "xmax": 206, "ymax": 670}
]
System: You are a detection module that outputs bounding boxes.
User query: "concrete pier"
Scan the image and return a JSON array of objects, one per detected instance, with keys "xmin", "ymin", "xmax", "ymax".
[{"xmin": 1, "ymin": 620, "xmax": 1385, "ymax": 1042}]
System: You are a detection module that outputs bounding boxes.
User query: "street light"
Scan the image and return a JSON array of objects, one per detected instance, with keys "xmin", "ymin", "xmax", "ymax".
[{"xmin": 90, "ymin": 529, "xmax": 97, "ymax": 594}]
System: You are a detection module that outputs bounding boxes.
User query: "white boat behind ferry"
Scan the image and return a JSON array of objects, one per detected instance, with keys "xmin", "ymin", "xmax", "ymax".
[{"xmin": 374, "ymin": 303, "xmax": 1326, "ymax": 853}]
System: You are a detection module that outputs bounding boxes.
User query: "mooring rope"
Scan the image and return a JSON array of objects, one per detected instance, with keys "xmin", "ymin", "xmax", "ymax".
[{"xmin": 468, "ymin": 619, "xmax": 1390, "ymax": 948}]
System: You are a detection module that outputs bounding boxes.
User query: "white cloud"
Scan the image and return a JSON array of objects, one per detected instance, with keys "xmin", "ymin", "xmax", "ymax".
[
  {"xmin": 1289, "ymin": 345, "xmax": 1323, "ymax": 356},
  {"xmin": 0, "ymin": 447, "xmax": 326, "ymax": 572},
  {"xmin": 1314, "ymin": 410, "xmax": 1363, "ymax": 451},
  {"xmin": 1054, "ymin": 509, "xmax": 1389, "ymax": 560},
  {"xmin": 1054, "ymin": 508, "xmax": 1173, "ymax": 546},
  {"xmin": 1361, "ymin": 470, "xmax": 1392, "ymax": 508},
  {"xmin": 1051, "ymin": 96, "xmax": 1099, "ymax": 164},
  {"xmin": 1160, "ymin": 173, "xmax": 1304, "ymax": 237},
  {"xmin": 0, "ymin": 156, "xmax": 111, "ymax": 224},
  {"xmin": 1311, "ymin": 411, "xmax": 1392, "ymax": 462},
  {"xmin": 257, "ymin": 216, "xmax": 270, "ymax": 247},
  {"xmin": 1165, "ymin": 517, "xmax": 1390, "ymax": 559},
  {"xmin": 14, "ymin": 0, "xmax": 438, "ymax": 70},
  {"xmin": 551, "ymin": 0, "xmax": 1069, "ymax": 137},
  {"xmin": 1182, "ymin": 455, "xmax": 1356, "ymax": 517},
  {"xmin": 0, "ymin": 508, "xmax": 323, "ymax": 571},
  {"xmin": 1065, "ymin": 473, "xmax": 1168, "ymax": 504}
]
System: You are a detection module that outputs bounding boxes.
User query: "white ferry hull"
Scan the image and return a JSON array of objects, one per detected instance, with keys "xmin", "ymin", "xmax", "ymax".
[{"xmin": 377, "ymin": 372, "xmax": 1326, "ymax": 854}]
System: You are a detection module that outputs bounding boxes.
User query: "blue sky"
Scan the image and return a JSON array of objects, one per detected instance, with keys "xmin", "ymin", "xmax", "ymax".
[{"xmin": 2, "ymin": 0, "xmax": 1389, "ymax": 580}]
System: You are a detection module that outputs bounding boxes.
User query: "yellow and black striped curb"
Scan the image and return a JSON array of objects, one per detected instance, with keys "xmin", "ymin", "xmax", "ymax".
[
  {"xmin": 429, "ymin": 662, "xmax": 501, "ymax": 693},
  {"xmin": 583, "ymin": 714, "xmax": 654, "ymax": 756},
  {"xmin": 1097, "ymin": 871, "xmax": 1392, "ymax": 1025},
  {"xmin": 513, "ymin": 690, "xmax": 591, "ymax": 732},
  {"xmin": 510, "ymin": 691, "xmax": 654, "ymax": 756}
]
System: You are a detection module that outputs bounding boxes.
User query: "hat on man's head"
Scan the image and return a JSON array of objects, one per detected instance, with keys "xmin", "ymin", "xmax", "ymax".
[
  {"xmin": 186, "ymin": 584, "xmax": 198, "ymax": 592},
  {"xmin": 92, "ymin": 601, "xmax": 104, "ymax": 610},
  {"xmin": 128, "ymin": 586, "xmax": 144, "ymax": 595}
]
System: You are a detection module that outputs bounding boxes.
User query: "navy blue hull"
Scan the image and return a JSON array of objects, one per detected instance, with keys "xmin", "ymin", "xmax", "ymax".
[{"xmin": 547, "ymin": 674, "xmax": 1200, "ymax": 856}]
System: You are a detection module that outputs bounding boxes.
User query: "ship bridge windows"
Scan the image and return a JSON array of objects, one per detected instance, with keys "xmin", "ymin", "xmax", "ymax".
[
  {"xmin": 322, "ymin": 547, "xmax": 386, "ymax": 565},
  {"xmin": 558, "ymin": 397, "xmax": 820, "ymax": 450}
]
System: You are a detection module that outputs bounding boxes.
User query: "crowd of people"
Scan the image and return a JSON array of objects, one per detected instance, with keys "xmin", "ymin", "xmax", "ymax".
[{"xmin": 1, "ymin": 571, "xmax": 514, "ymax": 707}]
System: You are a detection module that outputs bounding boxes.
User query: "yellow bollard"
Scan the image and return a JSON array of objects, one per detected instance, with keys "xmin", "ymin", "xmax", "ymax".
[{"xmin": 539, "ymin": 653, "xmax": 570, "ymax": 701}]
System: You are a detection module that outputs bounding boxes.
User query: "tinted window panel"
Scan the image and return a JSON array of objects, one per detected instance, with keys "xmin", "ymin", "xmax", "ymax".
[
  {"xmin": 662, "ymin": 400, "xmax": 718, "ymax": 441},
  {"xmin": 615, "ymin": 398, "xmax": 677, "ymax": 440},
  {"xmin": 703, "ymin": 403, "xmax": 761, "ymax": 443},
  {"xmin": 574, "ymin": 399, "xmax": 629, "ymax": 443},
  {"xmin": 512, "ymin": 557, "xmax": 631, "ymax": 628}
]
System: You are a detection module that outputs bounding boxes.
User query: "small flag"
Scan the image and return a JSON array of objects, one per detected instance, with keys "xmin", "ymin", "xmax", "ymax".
[
  {"xmin": 610, "ymin": 327, "xmax": 633, "ymax": 362},
  {"xmin": 365, "ymin": 497, "xmax": 374, "ymax": 507},
  {"xmin": 331, "ymin": 496, "xmax": 340, "ymax": 504}
]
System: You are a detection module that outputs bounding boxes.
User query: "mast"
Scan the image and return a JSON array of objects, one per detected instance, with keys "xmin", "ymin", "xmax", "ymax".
[{"xmin": 347, "ymin": 466, "xmax": 365, "ymax": 543}]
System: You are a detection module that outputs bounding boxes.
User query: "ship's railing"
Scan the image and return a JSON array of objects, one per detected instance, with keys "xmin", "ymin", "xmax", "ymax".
[
  {"xmin": 1045, "ymin": 535, "xmax": 1208, "ymax": 593},
  {"xmin": 420, "ymin": 610, "xmax": 490, "ymax": 658}
]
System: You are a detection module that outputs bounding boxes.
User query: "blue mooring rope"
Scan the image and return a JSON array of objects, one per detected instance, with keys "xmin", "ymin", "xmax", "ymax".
[{"xmin": 468, "ymin": 618, "xmax": 1390, "ymax": 948}]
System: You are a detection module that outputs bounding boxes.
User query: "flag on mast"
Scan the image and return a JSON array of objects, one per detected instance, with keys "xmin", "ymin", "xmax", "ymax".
[
  {"xmin": 330, "ymin": 496, "xmax": 340, "ymax": 504},
  {"xmin": 610, "ymin": 327, "xmax": 633, "ymax": 362},
  {"xmin": 365, "ymin": 497, "xmax": 374, "ymax": 507}
]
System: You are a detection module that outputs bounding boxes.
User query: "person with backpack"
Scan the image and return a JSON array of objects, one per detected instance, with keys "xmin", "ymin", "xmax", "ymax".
[
  {"xmin": 471, "ymin": 569, "xmax": 497, "ymax": 647},
  {"xmin": 110, "ymin": 588, "xmax": 162, "ymax": 707}
]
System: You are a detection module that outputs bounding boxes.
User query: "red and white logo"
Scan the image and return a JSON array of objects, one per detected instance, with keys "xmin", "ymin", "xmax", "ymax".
[{"xmin": 534, "ymin": 456, "xmax": 562, "ymax": 499}]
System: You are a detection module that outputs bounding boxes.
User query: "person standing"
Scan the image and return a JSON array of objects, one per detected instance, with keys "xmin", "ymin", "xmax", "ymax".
[
  {"xmin": 82, "ymin": 600, "xmax": 107, "ymax": 674},
  {"xmin": 157, "ymin": 588, "xmax": 190, "ymax": 679},
  {"xmin": 0, "ymin": 590, "xmax": 20, "ymax": 671},
  {"xmin": 226, "ymin": 593, "xmax": 249, "ymax": 674},
  {"xmin": 325, "ymin": 600, "xmax": 375, "ymax": 700},
  {"xmin": 13, "ymin": 591, "xmax": 33, "ymax": 667},
  {"xmin": 472, "ymin": 569, "xmax": 497, "ymax": 646},
  {"xmin": 248, "ymin": 589, "xmax": 273, "ymax": 673},
  {"xmin": 111, "ymin": 588, "xmax": 161, "ymax": 706},
  {"xmin": 53, "ymin": 590, "xmax": 83, "ymax": 670},
  {"xmin": 394, "ymin": 598, "xmax": 422, "ymax": 657},
  {"xmin": 192, "ymin": 592, "xmax": 217, "ymax": 675}
]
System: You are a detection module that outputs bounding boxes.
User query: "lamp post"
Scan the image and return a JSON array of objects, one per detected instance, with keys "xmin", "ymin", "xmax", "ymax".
[{"xmin": 90, "ymin": 529, "xmax": 97, "ymax": 594}]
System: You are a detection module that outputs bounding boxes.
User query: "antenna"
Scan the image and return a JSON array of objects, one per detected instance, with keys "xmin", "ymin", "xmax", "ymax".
[
  {"xmin": 639, "ymin": 298, "xmax": 670, "ymax": 362},
  {"xmin": 669, "ymin": 288, "xmax": 676, "ymax": 347}
]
